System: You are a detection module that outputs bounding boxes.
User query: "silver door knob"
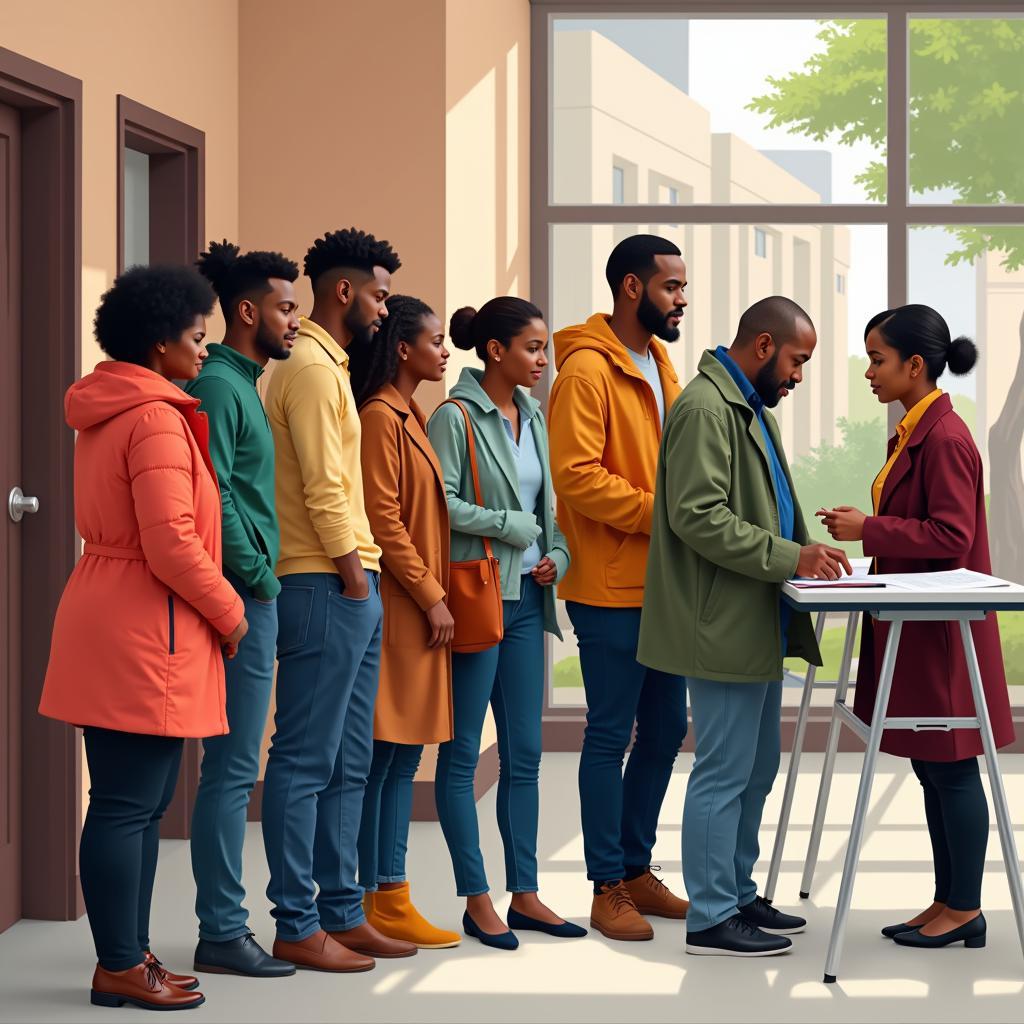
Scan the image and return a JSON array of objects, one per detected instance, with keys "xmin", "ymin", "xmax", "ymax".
[{"xmin": 8, "ymin": 487, "xmax": 40, "ymax": 523}]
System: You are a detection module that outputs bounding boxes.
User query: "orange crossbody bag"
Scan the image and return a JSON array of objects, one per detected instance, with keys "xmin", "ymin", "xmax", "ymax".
[{"xmin": 441, "ymin": 400, "xmax": 504, "ymax": 653}]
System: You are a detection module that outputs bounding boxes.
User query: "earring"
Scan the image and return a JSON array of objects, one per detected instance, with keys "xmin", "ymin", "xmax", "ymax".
[
  {"xmin": 157, "ymin": 345, "xmax": 166, "ymax": 353},
  {"xmin": 495, "ymin": 356, "xmax": 501, "ymax": 363},
  {"xmin": 401, "ymin": 354, "xmax": 408, "ymax": 360}
]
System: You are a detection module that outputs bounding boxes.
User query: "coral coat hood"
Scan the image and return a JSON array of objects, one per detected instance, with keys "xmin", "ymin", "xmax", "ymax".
[{"xmin": 65, "ymin": 361, "xmax": 200, "ymax": 431}]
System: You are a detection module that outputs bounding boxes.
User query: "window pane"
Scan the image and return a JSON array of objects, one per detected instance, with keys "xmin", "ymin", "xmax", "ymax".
[
  {"xmin": 548, "ymin": 223, "xmax": 887, "ymax": 707},
  {"xmin": 551, "ymin": 18, "xmax": 885, "ymax": 205},
  {"xmin": 909, "ymin": 19, "xmax": 1024, "ymax": 205},
  {"xmin": 910, "ymin": 225, "xmax": 1024, "ymax": 693},
  {"xmin": 123, "ymin": 147, "xmax": 150, "ymax": 268}
]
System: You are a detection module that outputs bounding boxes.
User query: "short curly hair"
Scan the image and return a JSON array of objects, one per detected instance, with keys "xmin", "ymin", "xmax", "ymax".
[
  {"xmin": 94, "ymin": 264, "xmax": 216, "ymax": 364},
  {"xmin": 197, "ymin": 239, "xmax": 299, "ymax": 323},
  {"xmin": 303, "ymin": 227, "xmax": 401, "ymax": 288}
]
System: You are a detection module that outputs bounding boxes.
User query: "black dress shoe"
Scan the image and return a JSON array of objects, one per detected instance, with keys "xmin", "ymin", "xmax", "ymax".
[
  {"xmin": 881, "ymin": 921, "xmax": 918, "ymax": 939},
  {"xmin": 194, "ymin": 933, "xmax": 297, "ymax": 977},
  {"xmin": 739, "ymin": 895, "xmax": 806, "ymax": 935},
  {"xmin": 893, "ymin": 913, "xmax": 986, "ymax": 949},
  {"xmin": 686, "ymin": 914, "xmax": 792, "ymax": 957}
]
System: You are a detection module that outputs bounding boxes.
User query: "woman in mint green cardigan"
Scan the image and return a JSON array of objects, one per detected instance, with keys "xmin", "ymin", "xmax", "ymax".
[{"xmin": 427, "ymin": 297, "xmax": 585, "ymax": 950}]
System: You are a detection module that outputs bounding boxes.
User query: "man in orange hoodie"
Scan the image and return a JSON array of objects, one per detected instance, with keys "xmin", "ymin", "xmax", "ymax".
[{"xmin": 549, "ymin": 234, "xmax": 690, "ymax": 943}]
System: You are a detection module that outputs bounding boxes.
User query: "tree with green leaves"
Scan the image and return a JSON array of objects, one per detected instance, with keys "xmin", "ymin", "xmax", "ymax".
[{"xmin": 751, "ymin": 18, "xmax": 1024, "ymax": 581}]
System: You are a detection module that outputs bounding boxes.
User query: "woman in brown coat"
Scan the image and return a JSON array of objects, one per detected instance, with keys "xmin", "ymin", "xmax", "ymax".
[
  {"xmin": 821, "ymin": 304, "xmax": 1014, "ymax": 953},
  {"xmin": 349, "ymin": 295, "xmax": 460, "ymax": 949}
]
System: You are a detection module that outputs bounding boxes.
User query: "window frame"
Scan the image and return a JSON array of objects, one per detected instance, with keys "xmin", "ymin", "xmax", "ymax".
[{"xmin": 531, "ymin": 0, "xmax": 1024, "ymax": 730}]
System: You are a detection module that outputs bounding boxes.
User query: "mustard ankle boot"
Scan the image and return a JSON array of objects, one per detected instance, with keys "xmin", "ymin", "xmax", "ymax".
[{"xmin": 366, "ymin": 883, "xmax": 460, "ymax": 949}]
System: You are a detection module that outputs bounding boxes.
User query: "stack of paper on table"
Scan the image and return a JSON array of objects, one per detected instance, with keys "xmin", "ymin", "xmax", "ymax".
[{"xmin": 790, "ymin": 568, "xmax": 1012, "ymax": 591}]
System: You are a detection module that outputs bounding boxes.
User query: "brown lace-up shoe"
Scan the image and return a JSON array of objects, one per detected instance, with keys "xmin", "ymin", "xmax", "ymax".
[
  {"xmin": 90, "ymin": 961, "xmax": 205, "ymax": 1010},
  {"xmin": 623, "ymin": 867, "xmax": 689, "ymax": 919},
  {"xmin": 590, "ymin": 881, "xmax": 654, "ymax": 941},
  {"xmin": 144, "ymin": 951, "xmax": 199, "ymax": 990},
  {"xmin": 273, "ymin": 929, "xmax": 375, "ymax": 973}
]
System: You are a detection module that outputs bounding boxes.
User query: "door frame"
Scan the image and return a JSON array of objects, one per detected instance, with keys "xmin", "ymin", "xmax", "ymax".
[
  {"xmin": 0, "ymin": 47, "xmax": 82, "ymax": 923},
  {"xmin": 116, "ymin": 95, "xmax": 206, "ymax": 839}
]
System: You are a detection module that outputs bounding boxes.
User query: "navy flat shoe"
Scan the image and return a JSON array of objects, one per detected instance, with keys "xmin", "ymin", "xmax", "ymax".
[
  {"xmin": 893, "ymin": 913, "xmax": 986, "ymax": 949},
  {"xmin": 463, "ymin": 911, "xmax": 519, "ymax": 951},
  {"xmin": 881, "ymin": 921, "xmax": 918, "ymax": 939},
  {"xmin": 507, "ymin": 907, "xmax": 588, "ymax": 938}
]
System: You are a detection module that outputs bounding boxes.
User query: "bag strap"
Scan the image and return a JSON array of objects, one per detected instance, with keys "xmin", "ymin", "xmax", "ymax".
[{"xmin": 442, "ymin": 399, "xmax": 496, "ymax": 561}]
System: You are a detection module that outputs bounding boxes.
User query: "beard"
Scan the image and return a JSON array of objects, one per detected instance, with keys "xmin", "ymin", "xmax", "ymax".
[
  {"xmin": 345, "ymin": 305, "xmax": 382, "ymax": 351},
  {"xmin": 254, "ymin": 320, "xmax": 293, "ymax": 362},
  {"xmin": 754, "ymin": 351, "xmax": 798, "ymax": 408},
  {"xmin": 637, "ymin": 287, "xmax": 682, "ymax": 342}
]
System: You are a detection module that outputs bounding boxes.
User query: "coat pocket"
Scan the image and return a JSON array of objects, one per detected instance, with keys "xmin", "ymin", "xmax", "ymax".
[
  {"xmin": 604, "ymin": 533, "xmax": 648, "ymax": 590},
  {"xmin": 167, "ymin": 595, "xmax": 176, "ymax": 654}
]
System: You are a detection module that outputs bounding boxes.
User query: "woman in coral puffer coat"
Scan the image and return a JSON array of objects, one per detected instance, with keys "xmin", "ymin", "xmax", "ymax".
[{"xmin": 39, "ymin": 265, "xmax": 247, "ymax": 1012}]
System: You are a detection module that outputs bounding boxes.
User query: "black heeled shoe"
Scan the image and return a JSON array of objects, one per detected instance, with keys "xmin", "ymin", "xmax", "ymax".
[
  {"xmin": 893, "ymin": 912, "xmax": 986, "ymax": 949},
  {"xmin": 881, "ymin": 921, "xmax": 918, "ymax": 939}
]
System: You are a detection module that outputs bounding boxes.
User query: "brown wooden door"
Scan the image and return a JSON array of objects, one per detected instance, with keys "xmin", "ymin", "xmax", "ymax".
[{"xmin": 0, "ymin": 101, "xmax": 23, "ymax": 933}]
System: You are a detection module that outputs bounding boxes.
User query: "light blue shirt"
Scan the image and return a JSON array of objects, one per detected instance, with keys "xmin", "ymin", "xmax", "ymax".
[
  {"xmin": 627, "ymin": 346, "xmax": 666, "ymax": 424},
  {"xmin": 500, "ymin": 407, "xmax": 544, "ymax": 574}
]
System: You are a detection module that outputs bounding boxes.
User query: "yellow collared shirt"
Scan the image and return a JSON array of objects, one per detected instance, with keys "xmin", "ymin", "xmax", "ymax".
[
  {"xmin": 871, "ymin": 388, "xmax": 943, "ymax": 514},
  {"xmin": 265, "ymin": 315, "xmax": 382, "ymax": 576}
]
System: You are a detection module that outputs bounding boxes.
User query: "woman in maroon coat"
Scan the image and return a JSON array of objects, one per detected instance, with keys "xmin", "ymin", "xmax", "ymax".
[{"xmin": 821, "ymin": 304, "xmax": 1014, "ymax": 953}]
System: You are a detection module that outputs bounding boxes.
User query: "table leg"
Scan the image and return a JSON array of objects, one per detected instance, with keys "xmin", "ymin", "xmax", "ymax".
[
  {"xmin": 801, "ymin": 611, "xmax": 859, "ymax": 899},
  {"xmin": 959, "ymin": 619, "xmax": 1024, "ymax": 963},
  {"xmin": 823, "ymin": 617, "xmax": 902, "ymax": 984},
  {"xmin": 765, "ymin": 610, "xmax": 826, "ymax": 904}
]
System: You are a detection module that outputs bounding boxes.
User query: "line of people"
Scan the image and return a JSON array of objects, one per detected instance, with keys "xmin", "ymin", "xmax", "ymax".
[{"xmin": 38, "ymin": 229, "xmax": 1013, "ymax": 1011}]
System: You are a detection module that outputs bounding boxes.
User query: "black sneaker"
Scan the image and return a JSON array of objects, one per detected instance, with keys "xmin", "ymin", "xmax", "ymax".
[
  {"xmin": 738, "ymin": 895, "xmax": 806, "ymax": 935},
  {"xmin": 685, "ymin": 913, "xmax": 792, "ymax": 957}
]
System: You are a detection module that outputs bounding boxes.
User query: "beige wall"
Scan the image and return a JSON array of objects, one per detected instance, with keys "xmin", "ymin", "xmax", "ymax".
[
  {"xmin": 444, "ymin": 0, "xmax": 532, "ymax": 384},
  {"xmin": 2, "ymin": 0, "xmax": 241, "ymax": 372}
]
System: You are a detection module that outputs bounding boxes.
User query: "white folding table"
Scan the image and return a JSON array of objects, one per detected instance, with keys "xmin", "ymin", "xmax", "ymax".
[{"xmin": 762, "ymin": 578, "xmax": 1024, "ymax": 983}]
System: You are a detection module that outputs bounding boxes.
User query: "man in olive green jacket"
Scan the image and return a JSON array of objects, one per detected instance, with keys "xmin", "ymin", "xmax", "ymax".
[{"xmin": 638, "ymin": 296, "xmax": 850, "ymax": 958}]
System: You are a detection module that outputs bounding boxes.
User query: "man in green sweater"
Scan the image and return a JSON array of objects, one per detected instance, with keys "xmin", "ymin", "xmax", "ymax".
[
  {"xmin": 185, "ymin": 241, "xmax": 301, "ymax": 978},
  {"xmin": 639, "ymin": 296, "xmax": 850, "ymax": 958}
]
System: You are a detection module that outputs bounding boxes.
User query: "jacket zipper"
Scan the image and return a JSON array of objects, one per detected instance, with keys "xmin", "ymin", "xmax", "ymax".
[{"xmin": 168, "ymin": 596, "xmax": 175, "ymax": 654}]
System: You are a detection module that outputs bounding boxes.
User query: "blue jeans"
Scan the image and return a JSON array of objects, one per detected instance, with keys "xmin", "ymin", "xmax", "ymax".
[
  {"xmin": 190, "ymin": 572, "xmax": 277, "ymax": 942},
  {"xmin": 435, "ymin": 576, "xmax": 544, "ymax": 897},
  {"xmin": 261, "ymin": 571, "xmax": 382, "ymax": 941},
  {"xmin": 568, "ymin": 602, "xmax": 687, "ymax": 883},
  {"xmin": 357, "ymin": 741, "xmax": 424, "ymax": 891},
  {"xmin": 682, "ymin": 678, "xmax": 782, "ymax": 933}
]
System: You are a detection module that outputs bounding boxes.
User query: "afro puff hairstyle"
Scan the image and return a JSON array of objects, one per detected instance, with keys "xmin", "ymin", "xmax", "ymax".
[
  {"xmin": 94, "ymin": 264, "xmax": 216, "ymax": 365},
  {"xmin": 196, "ymin": 239, "xmax": 299, "ymax": 323},
  {"xmin": 303, "ymin": 227, "xmax": 401, "ymax": 288}
]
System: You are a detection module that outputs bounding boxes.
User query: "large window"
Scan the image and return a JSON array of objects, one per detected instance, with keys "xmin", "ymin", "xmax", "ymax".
[{"xmin": 532, "ymin": 4, "xmax": 1024, "ymax": 715}]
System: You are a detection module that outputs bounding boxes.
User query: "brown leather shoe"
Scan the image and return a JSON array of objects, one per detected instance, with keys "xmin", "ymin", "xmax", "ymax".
[
  {"xmin": 91, "ymin": 961, "xmax": 205, "ymax": 1010},
  {"xmin": 590, "ymin": 881, "xmax": 654, "ymax": 941},
  {"xmin": 623, "ymin": 867, "xmax": 689, "ymax": 919},
  {"xmin": 145, "ymin": 951, "xmax": 199, "ymax": 990},
  {"xmin": 272, "ymin": 930, "xmax": 375, "ymax": 973},
  {"xmin": 329, "ymin": 921, "xmax": 418, "ymax": 958}
]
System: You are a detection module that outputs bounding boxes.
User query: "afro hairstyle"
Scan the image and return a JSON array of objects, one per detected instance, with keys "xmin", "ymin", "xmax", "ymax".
[
  {"xmin": 196, "ymin": 239, "xmax": 299, "ymax": 323},
  {"xmin": 94, "ymin": 264, "xmax": 215, "ymax": 364},
  {"xmin": 303, "ymin": 227, "xmax": 401, "ymax": 289}
]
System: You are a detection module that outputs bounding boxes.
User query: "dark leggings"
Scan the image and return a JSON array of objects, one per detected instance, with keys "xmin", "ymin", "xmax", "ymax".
[
  {"xmin": 80, "ymin": 727, "xmax": 183, "ymax": 971},
  {"xmin": 911, "ymin": 756, "xmax": 988, "ymax": 911}
]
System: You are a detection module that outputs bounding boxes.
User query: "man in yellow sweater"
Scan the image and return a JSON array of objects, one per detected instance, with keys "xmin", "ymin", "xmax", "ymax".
[
  {"xmin": 549, "ymin": 234, "xmax": 689, "ymax": 943},
  {"xmin": 261, "ymin": 228, "xmax": 417, "ymax": 972}
]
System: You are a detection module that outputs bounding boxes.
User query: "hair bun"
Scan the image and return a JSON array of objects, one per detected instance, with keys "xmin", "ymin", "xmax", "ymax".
[
  {"xmin": 196, "ymin": 239, "xmax": 240, "ymax": 290},
  {"xmin": 947, "ymin": 334, "xmax": 978, "ymax": 376},
  {"xmin": 449, "ymin": 306, "xmax": 478, "ymax": 351}
]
